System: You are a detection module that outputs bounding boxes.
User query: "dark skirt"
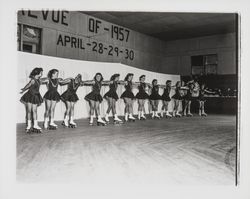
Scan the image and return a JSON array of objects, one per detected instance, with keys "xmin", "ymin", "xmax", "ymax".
[
  {"xmin": 172, "ymin": 94, "xmax": 182, "ymax": 100},
  {"xmin": 135, "ymin": 91, "xmax": 149, "ymax": 99},
  {"xmin": 120, "ymin": 90, "xmax": 135, "ymax": 99},
  {"xmin": 183, "ymin": 94, "xmax": 193, "ymax": 101},
  {"xmin": 104, "ymin": 90, "xmax": 119, "ymax": 101},
  {"xmin": 149, "ymin": 93, "xmax": 162, "ymax": 100},
  {"xmin": 85, "ymin": 91, "xmax": 103, "ymax": 102},
  {"xmin": 20, "ymin": 91, "xmax": 43, "ymax": 106},
  {"xmin": 197, "ymin": 96, "xmax": 206, "ymax": 102},
  {"xmin": 44, "ymin": 90, "xmax": 61, "ymax": 102},
  {"xmin": 161, "ymin": 94, "xmax": 171, "ymax": 101},
  {"xmin": 61, "ymin": 91, "xmax": 79, "ymax": 102}
]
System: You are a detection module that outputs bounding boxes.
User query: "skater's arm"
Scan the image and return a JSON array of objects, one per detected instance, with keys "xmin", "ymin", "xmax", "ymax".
[
  {"xmin": 132, "ymin": 82, "xmax": 141, "ymax": 86},
  {"xmin": 158, "ymin": 84, "xmax": 166, "ymax": 89},
  {"xmin": 117, "ymin": 80, "xmax": 126, "ymax": 85},
  {"xmin": 20, "ymin": 79, "xmax": 34, "ymax": 94},
  {"xmin": 58, "ymin": 78, "xmax": 73, "ymax": 85},
  {"xmin": 204, "ymin": 89, "xmax": 216, "ymax": 94},
  {"xmin": 81, "ymin": 80, "xmax": 95, "ymax": 86},
  {"xmin": 102, "ymin": 80, "xmax": 113, "ymax": 85},
  {"xmin": 40, "ymin": 77, "xmax": 49, "ymax": 84}
]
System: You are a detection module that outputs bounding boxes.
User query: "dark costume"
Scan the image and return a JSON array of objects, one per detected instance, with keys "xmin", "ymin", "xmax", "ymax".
[
  {"xmin": 85, "ymin": 81, "xmax": 103, "ymax": 102},
  {"xmin": 161, "ymin": 87, "xmax": 171, "ymax": 101},
  {"xmin": 61, "ymin": 79, "xmax": 80, "ymax": 102},
  {"xmin": 135, "ymin": 82, "xmax": 149, "ymax": 99},
  {"xmin": 120, "ymin": 81, "xmax": 135, "ymax": 99},
  {"xmin": 43, "ymin": 79, "xmax": 61, "ymax": 102},
  {"xmin": 149, "ymin": 85, "xmax": 162, "ymax": 100},
  {"xmin": 20, "ymin": 78, "xmax": 43, "ymax": 106},
  {"xmin": 104, "ymin": 81, "xmax": 119, "ymax": 101}
]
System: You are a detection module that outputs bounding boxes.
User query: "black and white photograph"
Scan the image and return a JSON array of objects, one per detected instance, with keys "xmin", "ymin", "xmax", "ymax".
[{"xmin": 1, "ymin": 0, "xmax": 250, "ymax": 199}]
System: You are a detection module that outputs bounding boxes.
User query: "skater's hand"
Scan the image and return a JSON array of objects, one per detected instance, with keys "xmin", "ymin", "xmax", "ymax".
[{"xmin": 20, "ymin": 89, "xmax": 25, "ymax": 94}]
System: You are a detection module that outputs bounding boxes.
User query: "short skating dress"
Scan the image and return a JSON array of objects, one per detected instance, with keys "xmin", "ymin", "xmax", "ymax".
[
  {"xmin": 43, "ymin": 79, "xmax": 61, "ymax": 102},
  {"xmin": 135, "ymin": 82, "xmax": 149, "ymax": 99},
  {"xmin": 104, "ymin": 81, "xmax": 119, "ymax": 101},
  {"xmin": 120, "ymin": 81, "xmax": 135, "ymax": 99},
  {"xmin": 197, "ymin": 89, "xmax": 206, "ymax": 102},
  {"xmin": 20, "ymin": 78, "xmax": 43, "ymax": 106},
  {"xmin": 85, "ymin": 81, "xmax": 103, "ymax": 102},
  {"xmin": 172, "ymin": 87, "xmax": 183, "ymax": 100},
  {"xmin": 161, "ymin": 87, "xmax": 171, "ymax": 101},
  {"xmin": 149, "ymin": 85, "xmax": 161, "ymax": 100},
  {"xmin": 61, "ymin": 79, "xmax": 80, "ymax": 102}
]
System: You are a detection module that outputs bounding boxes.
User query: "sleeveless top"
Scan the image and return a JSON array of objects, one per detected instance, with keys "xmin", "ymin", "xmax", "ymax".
[
  {"xmin": 47, "ymin": 79, "xmax": 59, "ymax": 92},
  {"xmin": 138, "ymin": 82, "xmax": 146, "ymax": 92},
  {"xmin": 125, "ymin": 81, "xmax": 133, "ymax": 91},
  {"xmin": 68, "ymin": 79, "xmax": 81, "ymax": 93},
  {"xmin": 91, "ymin": 81, "xmax": 102, "ymax": 94},
  {"xmin": 30, "ymin": 78, "xmax": 41, "ymax": 94}
]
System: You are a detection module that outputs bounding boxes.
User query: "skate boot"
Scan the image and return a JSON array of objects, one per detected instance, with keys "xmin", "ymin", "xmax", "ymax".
[
  {"xmin": 49, "ymin": 119, "xmax": 58, "ymax": 130},
  {"xmin": 33, "ymin": 120, "xmax": 42, "ymax": 133},
  {"xmin": 105, "ymin": 114, "xmax": 110, "ymax": 123},
  {"xmin": 199, "ymin": 109, "xmax": 202, "ymax": 116},
  {"xmin": 89, "ymin": 115, "xmax": 94, "ymax": 126},
  {"xmin": 172, "ymin": 111, "xmax": 176, "ymax": 117},
  {"xmin": 175, "ymin": 112, "xmax": 182, "ymax": 117},
  {"xmin": 26, "ymin": 120, "xmax": 32, "ymax": 133},
  {"xmin": 97, "ymin": 116, "xmax": 107, "ymax": 126},
  {"xmin": 137, "ymin": 111, "xmax": 141, "ymax": 120},
  {"xmin": 160, "ymin": 110, "xmax": 165, "ymax": 118},
  {"xmin": 114, "ymin": 114, "xmax": 123, "ymax": 124},
  {"xmin": 43, "ymin": 117, "xmax": 49, "ymax": 130},
  {"xmin": 166, "ymin": 111, "xmax": 172, "ymax": 118},
  {"xmin": 155, "ymin": 112, "xmax": 161, "ymax": 119},
  {"xmin": 128, "ymin": 114, "xmax": 136, "ymax": 122},
  {"xmin": 124, "ymin": 113, "xmax": 129, "ymax": 122},
  {"xmin": 187, "ymin": 112, "xmax": 193, "ymax": 117},
  {"xmin": 201, "ymin": 111, "xmax": 207, "ymax": 117},
  {"xmin": 69, "ymin": 117, "xmax": 77, "ymax": 128},
  {"xmin": 141, "ymin": 112, "xmax": 146, "ymax": 120},
  {"xmin": 151, "ymin": 111, "xmax": 155, "ymax": 119},
  {"xmin": 62, "ymin": 116, "xmax": 69, "ymax": 127}
]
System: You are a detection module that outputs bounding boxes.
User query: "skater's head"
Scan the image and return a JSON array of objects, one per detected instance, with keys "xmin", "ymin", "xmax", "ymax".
[
  {"xmin": 124, "ymin": 73, "xmax": 134, "ymax": 81},
  {"xmin": 152, "ymin": 79, "xmax": 157, "ymax": 86},
  {"xmin": 47, "ymin": 69, "xmax": 59, "ymax": 79},
  {"xmin": 75, "ymin": 74, "xmax": 82, "ymax": 83},
  {"xmin": 29, "ymin": 68, "xmax": 43, "ymax": 79},
  {"xmin": 94, "ymin": 73, "xmax": 103, "ymax": 82},
  {"xmin": 139, "ymin": 75, "xmax": 146, "ymax": 82},
  {"xmin": 110, "ymin": 74, "xmax": 120, "ymax": 81},
  {"xmin": 166, "ymin": 80, "xmax": 171, "ymax": 87},
  {"xmin": 175, "ymin": 81, "xmax": 181, "ymax": 88}
]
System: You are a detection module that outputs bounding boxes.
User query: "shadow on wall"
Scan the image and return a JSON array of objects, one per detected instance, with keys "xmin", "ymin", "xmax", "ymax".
[{"xmin": 17, "ymin": 52, "xmax": 180, "ymax": 123}]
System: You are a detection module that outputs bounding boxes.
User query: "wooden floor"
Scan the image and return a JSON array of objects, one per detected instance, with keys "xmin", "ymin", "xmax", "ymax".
[{"xmin": 16, "ymin": 114, "xmax": 236, "ymax": 185}]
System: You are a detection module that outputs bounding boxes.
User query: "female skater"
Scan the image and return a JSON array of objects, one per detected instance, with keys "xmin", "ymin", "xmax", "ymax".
[
  {"xmin": 182, "ymin": 79, "xmax": 195, "ymax": 117},
  {"xmin": 20, "ymin": 67, "xmax": 47, "ymax": 133},
  {"xmin": 149, "ymin": 79, "xmax": 162, "ymax": 119},
  {"xmin": 120, "ymin": 73, "xmax": 137, "ymax": 122},
  {"xmin": 135, "ymin": 75, "xmax": 150, "ymax": 120},
  {"xmin": 172, "ymin": 81, "xmax": 186, "ymax": 117},
  {"xmin": 61, "ymin": 74, "xmax": 83, "ymax": 128},
  {"xmin": 43, "ymin": 69, "xmax": 72, "ymax": 130},
  {"xmin": 198, "ymin": 83, "xmax": 216, "ymax": 116},
  {"xmin": 84, "ymin": 73, "xmax": 113, "ymax": 126},
  {"xmin": 161, "ymin": 80, "xmax": 173, "ymax": 118},
  {"xmin": 103, "ymin": 73, "xmax": 124, "ymax": 124}
]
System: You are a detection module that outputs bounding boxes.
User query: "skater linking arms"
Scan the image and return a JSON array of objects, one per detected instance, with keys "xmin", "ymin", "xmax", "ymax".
[
  {"xmin": 61, "ymin": 74, "xmax": 83, "ymax": 128},
  {"xmin": 20, "ymin": 67, "xmax": 47, "ymax": 133},
  {"xmin": 103, "ymin": 73, "xmax": 125, "ymax": 124},
  {"xmin": 120, "ymin": 73, "xmax": 140, "ymax": 122},
  {"xmin": 161, "ymin": 80, "xmax": 173, "ymax": 118},
  {"xmin": 197, "ymin": 83, "xmax": 216, "ymax": 116},
  {"xmin": 43, "ymin": 69, "xmax": 73, "ymax": 130},
  {"xmin": 135, "ymin": 75, "xmax": 150, "ymax": 120},
  {"xmin": 84, "ymin": 73, "xmax": 113, "ymax": 126},
  {"xmin": 149, "ymin": 79, "xmax": 163, "ymax": 119}
]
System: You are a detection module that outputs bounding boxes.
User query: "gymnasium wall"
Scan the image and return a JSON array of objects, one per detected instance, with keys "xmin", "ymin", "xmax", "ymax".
[
  {"xmin": 17, "ymin": 52, "xmax": 180, "ymax": 123},
  {"xmin": 163, "ymin": 33, "xmax": 236, "ymax": 75},
  {"xmin": 18, "ymin": 11, "xmax": 174, "ymax": 74}
]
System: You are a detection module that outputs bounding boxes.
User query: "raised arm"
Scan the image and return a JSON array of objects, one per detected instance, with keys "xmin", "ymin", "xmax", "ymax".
[
  {"xmin": 58, "ymin": 78, "xmax": 73, "ymax": 85},
  {"xmin": 20, "ymin": 79, "xmax": 35, "ymax": 94},
  {"xmin": 117, "ymin": 80, "xmax": 127, "ymax": 85},
  {"xmin": 81, "ymin": 80, "xmax": 95, "ymax": 86},
  {"xmin": 39, "ymin": 77, "xmax": 49, "ymax": 84},
  {"xmin": 204, "ymin": 88, "xmax": 216, "ymax": 94},
  {"xmin": 102, "ymin": 80, "xmax": 113, "ymax": 85}
]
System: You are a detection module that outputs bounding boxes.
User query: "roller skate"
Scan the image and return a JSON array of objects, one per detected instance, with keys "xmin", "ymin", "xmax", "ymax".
[
  {"xmin": 198, "ymin": 109, "xmax": 202, "ymax": 117},
  {"xmin": 124, "ymin": 113, "xmax": 129, "ymax": 122},
  {"xmin": 114, "ymin": 114, "xmax": 123, "ymax": 124},
  {"xmin": 187, "ymin": 112, "xmax": 193, "ymax": 117},
  {"xmin": 128, "ymin": 114, "xmax": 136, "ymax": 122},
  {"xmin": 62, "ymin": 116, "xmax": 69, "ymax": 127},
  {"xmin": 137, "ymin": 111, "xmax": 141, "ymax": 120},
  {"xmin": 104, "ymin": 114, "xmax": 110, "ymax": 124},
  {"xmin": 175, "ymin": 112, "xmax": 182, "ymax": 118},
  {"xmin": 25, "ymin": 120, "xmax": 32, "ymax": 134},
  {"xmin": 97, "ymin": 116, "xmax": 107, "ymax": 126},
  {"xmin": 166, "ymin": 111, "xmax": 172, "ymax": 118},
  {"xmin": 33, "ymin": 120, "xmax": 42, "ymax": 133},
  {"xmin": 154, "ymin": 112, "xmax": 161, "ymax": 119},
  {"xmin": 151, "ymin": 112, "xmax": 155, "ymax": 119},
  {"xmin": 89, "ymin": 115, "xmax": 94, "ymax": 126},
  {"xmin": 160, "ymin": 111, "xmax": 165, "ymax": 118},
  {"xmin": 49, "ymin": 119, "xmax": 58, "ymax": 130},
  {"xmin": 141, "ymin": 113, "xmax": 147, "ymax": 120},
  {"xmin": 43, "ymin": 117, "xmax": 49, "ymax": 130},
  {"xmin": 201, "ymin": 111, "xmax": 207, "ymax": 117}
]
